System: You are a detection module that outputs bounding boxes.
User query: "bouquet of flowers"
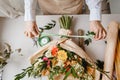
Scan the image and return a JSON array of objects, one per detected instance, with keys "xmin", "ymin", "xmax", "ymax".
[{"xmin": 15, "ymin": 16, "xmax": 108, "ymax": 80}]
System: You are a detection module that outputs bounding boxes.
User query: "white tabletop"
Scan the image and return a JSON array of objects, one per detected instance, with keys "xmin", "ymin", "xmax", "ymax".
[{"xmin": 0, "ymin": 14, "xmax": 120, "ymax": 80}]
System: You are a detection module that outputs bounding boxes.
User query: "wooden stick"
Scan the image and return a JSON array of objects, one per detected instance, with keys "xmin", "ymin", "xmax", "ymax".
[
  {"xmin": 102, "ymin": 21, "xmax": 119, "ymax": 80},
  {"xmin": 115, "ymin": 25, "xmax": 120, "ymax": 80},
  {"xmin": 78, "ymin": 29, "xmax": 85, "ymax": 50}
]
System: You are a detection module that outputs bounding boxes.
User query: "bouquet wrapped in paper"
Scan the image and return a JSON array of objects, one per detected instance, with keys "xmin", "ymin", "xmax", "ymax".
[{"xmin": 15, "ymin": 16, "xmax": 108, "ymax": 80}]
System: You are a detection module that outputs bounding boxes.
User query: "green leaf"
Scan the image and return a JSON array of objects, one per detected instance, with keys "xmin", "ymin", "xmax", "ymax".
[
  {"xmin": 81, "ymin": 59, "xmax": 89, "ymax": 73},
  {"xmin": 49, "ymin": 71, "xmax": 54, "ymax": 80},
  {"xmin": 96, "ymin": 60, "xmax": 104, "ymax": 69},
  {"xmin": 84, "ymin": 38, "xmax": 92, "ymax": 46},
  {"xmin": 90, "ymin": 32, "xmax": 95, "ymax": 35},
  {"xmin": 50, "ymin": 61, "xmax": 52, "ymax": 68},
  {"xmin": 14, "ymin": 66, "xmax": 34, "ymax": 80},
  {"xmin": 48, "ymin": 23, "xmax": 54, "ymax": 26},
  {"xmin": 39, "ymin": 20, "xmax": 56, "ymax": 31},
  {"xmin": 51, "ymin": 20, "xmax": 56, "ymax": 24},
  {"xmin": 53, "ymin": 66, "xmax": 61, "ymax": 70},
  {"xmin": 84, "ymin": 39, "xmax": 90, "ymax": 46},
  {"xmin": 86, "ymin": 31, "xmax": 95, "ymax": 36},
  {"xmin": 61, "ymin": 67, "xmax": 67, "ymax": 73},
  {"xmin": 80, "ymin": 59, "xmax": 93, "ymax": 74},
  {"xmin": 71, "ymin": 67, "xmax": 79, "ymax": 78},
  {"xmin": 44, "ymin": 26, "xmax": 52, "ymax": 29},
  {"xmin": 67, "ymin": 51, "xmax": 75, "ymax": 60},
  {"xmin": 28, "ymin": 71, "xmax": 31, "ymax": 77},
  {"xmin": 105, "ymin": 41, "xmax": 107, "ymax": 44},
  {"xmin": 63, "ymin": 68, "xmax": 71, "ymax": 80},
  {"xmin": 39, "ymin": 27, "xmax": 44, "ymax": 33},
  {"xmin": 40, "ymin": 63, "xmax": 47, "ymax": 72},
  {"xmin": 14, "ymin": 72, "xmax": 26, "ymax": 80},
  {"xmin": 84, "ymin": 31, "xmax": 95, "ymax": 46}
]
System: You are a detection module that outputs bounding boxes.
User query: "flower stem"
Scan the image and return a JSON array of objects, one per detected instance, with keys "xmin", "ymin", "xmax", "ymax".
[{"xmin": 41, "ymin": 33, "xmax": 93, "ymax": 39}]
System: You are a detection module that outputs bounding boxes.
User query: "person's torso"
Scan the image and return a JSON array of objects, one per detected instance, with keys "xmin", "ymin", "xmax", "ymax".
[{"xmin": 38, "ymin": 0, "xmax": 84, "ymax": 15}]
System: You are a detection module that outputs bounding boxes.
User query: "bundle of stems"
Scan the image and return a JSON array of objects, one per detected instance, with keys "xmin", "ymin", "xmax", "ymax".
[{"xmin": 59, "ymin": 15, "xmax": 73, "ymax": 29}]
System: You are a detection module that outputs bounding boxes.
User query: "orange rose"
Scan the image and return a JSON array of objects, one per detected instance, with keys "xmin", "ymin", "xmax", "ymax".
[{"xmin": 51, "ymin": 46, "xmax": 58, "ymax": 56}]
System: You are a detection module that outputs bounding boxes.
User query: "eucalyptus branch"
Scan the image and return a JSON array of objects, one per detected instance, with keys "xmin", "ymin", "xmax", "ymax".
[
  {"xmin": 14, "ymin": 66, "xmax": 34, "ymax": 80},
  {"xmin": 39, "ymin": 20, "xmax": 56, "ymax": 33}
]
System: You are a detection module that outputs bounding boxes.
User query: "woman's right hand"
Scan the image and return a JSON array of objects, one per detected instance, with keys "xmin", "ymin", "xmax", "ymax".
[{"xmin": 24, "ymin": 21, "xmax": 39, "ymax": 38}]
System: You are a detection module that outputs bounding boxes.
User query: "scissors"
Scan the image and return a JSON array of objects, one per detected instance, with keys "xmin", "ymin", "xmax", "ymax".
[{"xmin": 32, "ymin": 37, "xmax": 38, "ymax": 47}]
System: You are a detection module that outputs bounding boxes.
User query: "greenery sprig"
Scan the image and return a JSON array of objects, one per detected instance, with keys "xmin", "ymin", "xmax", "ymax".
[
  {"xmin": 14, "ymin": 66, "xmax": 34, "ymax": 80},
  {"xmin": 32, "ymin": 20, "xmax": 56, "ymax": 47},
  {"xmin": 39, "ymin": 20, "xmax": 56, "ymax": 33},
  {"xmin": 84, "ymin": 31, "xmax": 95, "ymax": 46}
]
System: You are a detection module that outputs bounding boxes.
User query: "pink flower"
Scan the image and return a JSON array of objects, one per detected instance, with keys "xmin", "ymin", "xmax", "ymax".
[
  {"xmin": 43, "ymin": 57, "xmax": 49, "ymax": 61},
  {"xmin": 47, "ymin": 60, "xmax": 50, "ymax": 65},
  {"xmin": 43, "ymin": 57, "xmax": 51, "ymax": 66}
]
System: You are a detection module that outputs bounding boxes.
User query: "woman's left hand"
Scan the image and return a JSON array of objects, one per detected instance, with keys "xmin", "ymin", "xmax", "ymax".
[{"xmin": 90, "ymin": 21, "xmax": 107, "ymax": 40}]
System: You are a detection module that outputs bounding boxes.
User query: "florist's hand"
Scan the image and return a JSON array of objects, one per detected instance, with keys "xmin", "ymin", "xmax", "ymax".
[
  {"xmin": 90, "ymin": 21, "xmax": 107, "ymax": 40},
  {"xmin": 24, "ymin": 21, "xmax": 39, "ymax": 38}
]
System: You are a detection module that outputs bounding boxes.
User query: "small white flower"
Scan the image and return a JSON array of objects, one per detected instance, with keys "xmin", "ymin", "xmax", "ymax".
[
  {"xmin": 77, "ymin": 72, "xmax": 80, "ymax": 74},
  {"xmin": 38, "ymin": 59, "xmax": 43, "ymax": 63},
  {"xmin": 75, "ymin": 63, "xmax": 80, "ymax": 69},
  {"xmin": 56, "ymin": 60, "xmax": 64, "ymax": 66},
  {"xmin": 34, "ymin": 59, "xmax": 43, "ymax": 68},
  {"xmin": 45, "ymin": 50, "xmax": 52, "ymax": 57},
  {"xmin": 74, "ymin": 55, "xmax": 77, "ymax": 59},
  {"xmin": 34, "ymin": 61, "xmax": 40, "ymax": 68}
]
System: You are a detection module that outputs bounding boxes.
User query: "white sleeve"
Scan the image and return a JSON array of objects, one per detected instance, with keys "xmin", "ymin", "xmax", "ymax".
[
  {"xmin": 85, "ymin": 0, "xmax": 102, "ymax": 21},
  {"xmin": 24, "ymin": 0, "xmax": 37, "ymax": 21}
]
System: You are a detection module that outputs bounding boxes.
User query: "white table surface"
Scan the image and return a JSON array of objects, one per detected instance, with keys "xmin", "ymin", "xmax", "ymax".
[{"xmin": 0, "ymin": 14, "xmax": 120, "ymax": 80}]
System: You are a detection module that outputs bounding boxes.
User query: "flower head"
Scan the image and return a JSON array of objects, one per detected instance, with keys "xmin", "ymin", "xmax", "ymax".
[
  {"xmin": 51, "ymin": 46, "xmax": 58, "ymax": 56},
  {"xmin": 45, "ymin": 50, "xmax": 52, "ymax": 57},
  {"xmin": 43, "ymin": 57, "xmax": 49, "ymax": 61},
  {"xmin": 42, "ymin": 57, "xmax": 51, "ymax": 66},
  {"xmin": 57, "ymin": 50, "xmax": 68, "ymax": 61}
]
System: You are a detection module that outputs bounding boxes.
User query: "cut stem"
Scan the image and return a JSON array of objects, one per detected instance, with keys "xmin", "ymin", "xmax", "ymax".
[{"xmin": 41, "ymin": 33, "xmax": 93, "ymax": 39}]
